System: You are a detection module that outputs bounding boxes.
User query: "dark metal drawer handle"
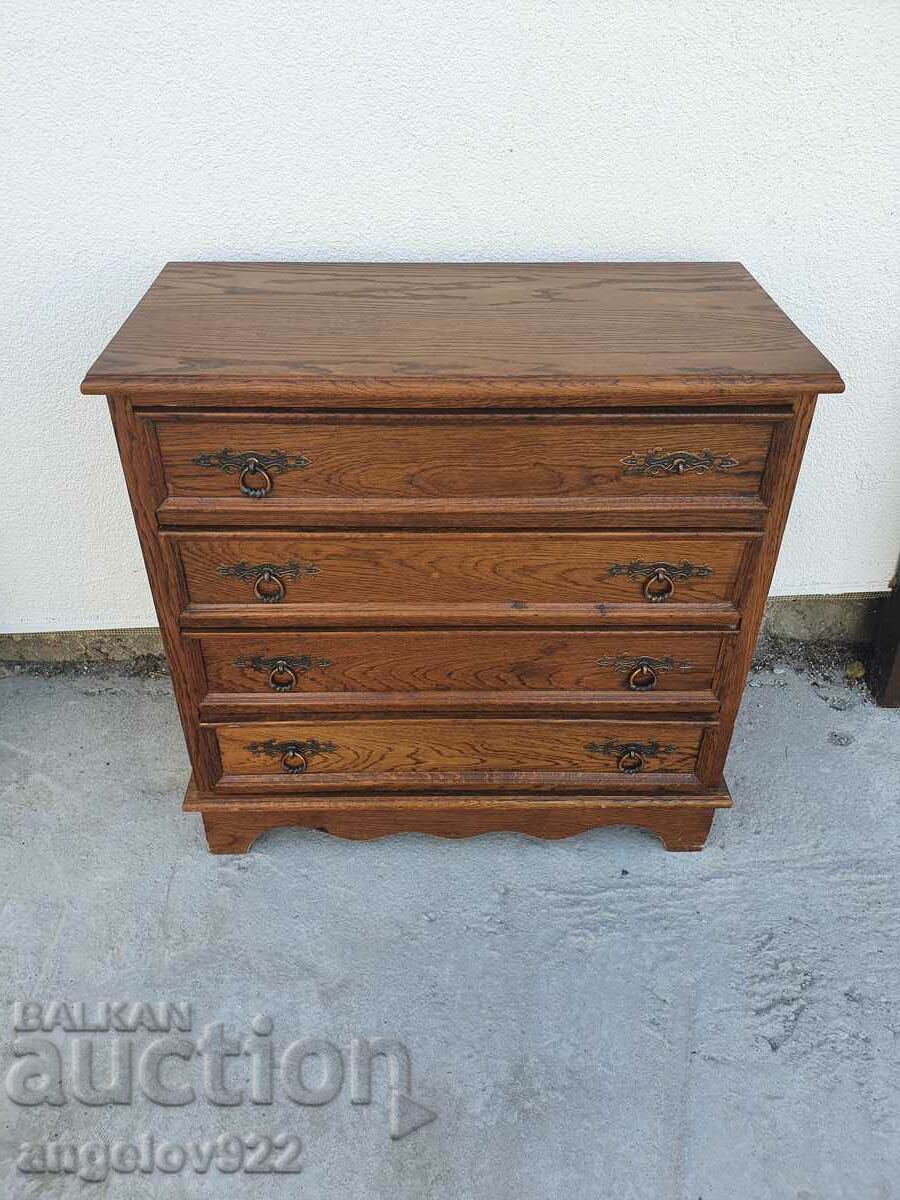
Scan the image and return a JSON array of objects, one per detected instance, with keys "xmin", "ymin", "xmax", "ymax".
[
  {"xmin": 620, "ymin": 448, "xmax": 739, "ymax": 477},
  {"xmin": 586, "ymin": 739, "xmax": 676, "ymax": 774},
  {"xmin": 192, "ymin": 448, "xmax": 310, "ymax": 498},
  {"xmin": 628, "ymin": 663, "xmax": 658, "ymax": 691},
  {"xmin": 217, "ymin": 560, "xmax": 317, "ymax": 604},
  {"xmin": 644, "ymin": 568, "xmax": 674, "ymax": 603},
  {"xmin": 231, "ymin": 568, "xmax": 280, "ymax": 603},
  {"xmin": 269, "ymin": 660, "xmax": 297, "ymax": 691},
  {"xmin": 281, "ymin": 746, "xmax": 308, "ymax": 773},
  {"xmin": 247, "ymin": 738, "xmax": 336, "ymax": 774},
  {"xmin": 233, "ymin": 653, "xmax": 334, "ymax": 692},
  {"xmin": 617, "ymin": 748, "xmax": 645, "ymax": 773},
  {"xmin": 596, "ymin": 654, "xmax": 694, "ymax": 692},
  {"xmin": 254, "ymin": 569, "xmax": 284, "ymax": 604},
  {"xmin": 607, "ymin": 560, "xmax": 711, "ymax": 604},
  {"xmin": 239, "ymin": 457, "xmax": 272, "ymax": 498}
]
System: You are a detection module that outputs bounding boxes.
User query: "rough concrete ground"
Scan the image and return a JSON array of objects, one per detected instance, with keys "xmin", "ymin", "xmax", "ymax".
[{"xmin": 0, "ymin": 660, "xmax": 898, "ymax": 1199}]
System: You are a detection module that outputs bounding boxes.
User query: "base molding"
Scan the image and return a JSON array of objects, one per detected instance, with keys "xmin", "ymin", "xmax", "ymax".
[{"xmin": 184, "ymin": 778, "xmax": 730, "ymax": 854}]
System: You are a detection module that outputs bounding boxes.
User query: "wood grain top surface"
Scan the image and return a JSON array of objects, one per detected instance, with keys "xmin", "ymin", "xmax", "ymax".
[{"xmin": 82, "ymin": 261, "xmax": 843, "ymax": 399}]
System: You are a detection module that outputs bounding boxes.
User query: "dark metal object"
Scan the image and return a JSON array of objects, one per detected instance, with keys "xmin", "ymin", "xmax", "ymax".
[
  {"xmin": 247, "ymin": 738, "xmax": 337, "ymax": 774},
  {"xmin": 597, "ymin": 654, "xmax": 694, "ymax": 691},
  {"xmin": 620, "ymin": 448, "xmax": 739, "ymax": 476},
  {"xmin": 192, "ymin": 448, "xmax": 310, "ymax": 498},
  {"xmin": 608, "ymin": 560, "xmax": 712, "ymax": 583},
  {"xmin": 217, "ymin": 560, "xmax": 317, "ymax": 603},
  {"xmin": 239, "ymin": 459, "xmax": 272, "ymax": 498},
  {"xmin": 607, "ymin": 559, "xmax": 712, "ymax": 603},
  {"xmin": 234, "ymin": 654, "xmax": 333, "ymax": 692},
  {"xmin": 870, "ymin": 581, "xmax": 900, "ymax": 707},
  {"xmin": 596, "ymin": 653, "xmax": 694, "ymax": 691},
  {"xmin": 627, "ymin": 663, "xmax": 658, "ymax": 691},
  {"xmin": 585, "ymin": 738, "xmax": 676, "ymax": 774}
]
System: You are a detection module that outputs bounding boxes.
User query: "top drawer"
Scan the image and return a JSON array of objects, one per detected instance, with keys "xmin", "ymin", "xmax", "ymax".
[{"xmin": 153, "ymin": 411, "xmax": 779, "ymax": 518}]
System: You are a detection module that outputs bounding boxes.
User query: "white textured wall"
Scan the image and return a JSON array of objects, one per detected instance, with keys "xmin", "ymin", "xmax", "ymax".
[{"xmin": 2, "ymin": 1, "xmax": 899, "ymax": 633}]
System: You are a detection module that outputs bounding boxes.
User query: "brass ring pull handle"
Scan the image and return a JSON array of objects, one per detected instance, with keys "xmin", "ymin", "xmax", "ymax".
[
  {"xmin": 247, "ymin": 736, "xmax": 336, "ymax": 773},
  {"xmin": 253, "ymin": 569, "xmax": 285, "ymax": 604},
  {"xmin": 607, "ymin": 560, "xmax": 710, "ymax": 601},
  {"xmin": 643, "ymin": 568, "xmax": 675, "ymax": 603},
  {"xmin": 586, "ymin": 737, "xmax": 674, "ymax": 772},
  {"xmin": 218, "ymin": 560, "xmax": 316, "ymax": 601},
  {"xmin": 233, "ymin": 652, "xmax": 333, "ymax": 685},
  {"xmin": 193, "ymin": 449, "xmax": 310, "ymax": 488},
  {"xmin": 268, "ymin": 660, "xmax": 297, "ymax": 692},
  {"xmin": 617, "ymin": 748, "xmax": 645, "ymax": 773},
  {"xmin": 620, "ymin": 448, "xmax": 739, "ymax": 477},
  {"xmin": 628, "ymin": 663, "xmax": 658, "ymax": 691},
  {"xmin": 280, "ymin": 746, "xmax": 308, "ymax": 774},
  {"xmin": 239, "ymin": 456, "xmax": 273, "ymax": 498}
]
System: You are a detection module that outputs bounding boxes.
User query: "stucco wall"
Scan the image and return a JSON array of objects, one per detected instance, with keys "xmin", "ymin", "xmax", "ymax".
[{"xmin": 2, "ymin": 1, "xmax": 898, "ymax": 633}]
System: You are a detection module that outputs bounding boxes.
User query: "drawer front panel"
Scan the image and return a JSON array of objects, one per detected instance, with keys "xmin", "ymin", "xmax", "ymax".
[
  {"xmin": 215, "ymin": 718, "xmax": 705, "ymax": 780},
  {"xmin": 156, "ymin": 414, "xmax": 776, "ymax": 501},
  {"xmin": 177, "ymin": 532, "xmax": 753, "ymax": 610},
  {"xmin": 201, "ymin": 631, "xmax": 724, "ymax": 695}
]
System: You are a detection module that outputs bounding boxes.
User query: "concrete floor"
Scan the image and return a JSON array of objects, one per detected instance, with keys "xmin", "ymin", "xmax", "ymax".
[{"xmin": 0, "ymin": 660, "xmax": 899, "ymax": 1198}]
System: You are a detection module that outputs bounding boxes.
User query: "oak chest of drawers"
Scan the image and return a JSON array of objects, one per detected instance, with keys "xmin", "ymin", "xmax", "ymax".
[{"xmin": 82, "ymin": 262, "xmax": 843, "ymax": 852}]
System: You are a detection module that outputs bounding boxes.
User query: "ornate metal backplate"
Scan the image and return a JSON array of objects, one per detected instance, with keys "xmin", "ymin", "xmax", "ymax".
[
  {"xmin": 595, "ymin": 654, "xmax": 693, "ymax": 673},
  {"xmin": 620, "ymin": 448, "xmax": 739, "ymax": 476},
  {"xmin": 217, "ymin": 561, "xmax": 318, "ymax": 583},
  {"xmin": 247, "ymin": 738, "xmax": 337, "ymax": 760},
  {"xmin": 607, "ymin": 560, "xmax": 712, "ymax": 582},
  {"xmin": 234, "ymin": 654, "xmax": 333, "ymax": 675},
  {"xmin": 585, "ymin": 739, "xmax": 676, "ymax": 761},
  {"xmin": 192, "ymin": 448, "xmax": 310, "ymax": 475}
]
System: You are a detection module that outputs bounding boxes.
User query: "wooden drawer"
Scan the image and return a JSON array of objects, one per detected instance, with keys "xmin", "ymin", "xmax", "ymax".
[
  {"xmin": 212, "ymin": 717, "xmax": 710, "ymax": 791},
  {"xmin": 175, "ymin": 531, "xmax": 757, "ymax": 628},
  {"xmin": 153, "ymin": 412, "xmax": 779, "ymax": 528},
  {"xmin": 198, "ymin": 630, "xmax": 727, "ymax": 702}
]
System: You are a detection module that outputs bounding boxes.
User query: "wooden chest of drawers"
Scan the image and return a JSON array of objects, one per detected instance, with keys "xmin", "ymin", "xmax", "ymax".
[{"xmin": 82, "ymin": 262, "xmax": 843, "ymax": 852}]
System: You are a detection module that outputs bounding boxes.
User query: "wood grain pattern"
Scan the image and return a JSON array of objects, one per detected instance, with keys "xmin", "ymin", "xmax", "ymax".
[
  {"xmin": 215, "ymin": 717, "xmax": 706, "ymax": 780},
  {"xmin": 88, "ymin": 263, "xmax": 840, "ymax": 853},
  {"xmin": 183, "ymin": 778, "xmax": 728, "ymax": 853},
  {"xmin": 106, "ymin": 398, "xmax": 221, "ymax": 789},
  {"xmin": 696, "ymin": 395, "xmax": 819, "ymax": 783},
  {"xmin": 175, "ymin": 531, "xmax": 754, "ymax": 610},
  {"xmin": 81, "ymin": 262, "xmax": 844, "ymax": 399},
  {"xmin": 199, "ymin": 691, "xmax": 720, "ymax": 721},
  {"xmin": 179, "ymin": 600, "xmax": 742, "ymax": 632},
  {"xmin": 157, "ymin": 494, "xmax": 770, "ymax": 531},
  {"xmin": 155, "ymin": 413, "xmax": 776, "ymax": 500},
  {"xmin": 198, "ymin": 629, "xmax": 725, "ymax": 697}
]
